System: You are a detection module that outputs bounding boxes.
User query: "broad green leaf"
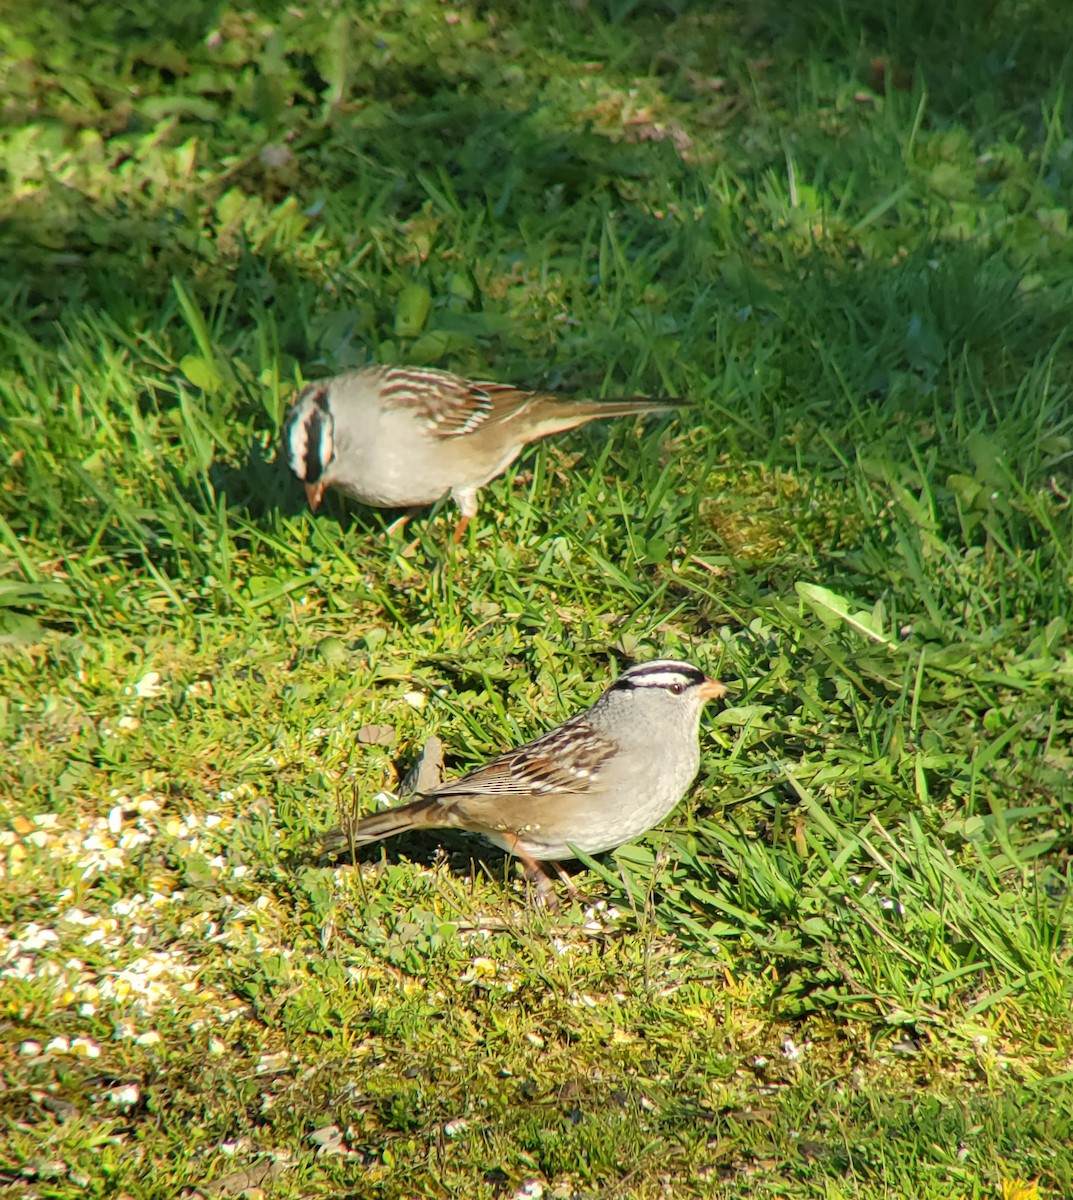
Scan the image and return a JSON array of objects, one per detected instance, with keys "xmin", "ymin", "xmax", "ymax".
[
  {"xmin": 394, "ymin": 284, "xmax": 432, "ymax": 337},
  {"xmin": 180, "ymin": 354, "xmax": 223, "ymax": 393},
  {"xmin": 795, "ymin": 582, "xmax": 893, "ymax": 644}
]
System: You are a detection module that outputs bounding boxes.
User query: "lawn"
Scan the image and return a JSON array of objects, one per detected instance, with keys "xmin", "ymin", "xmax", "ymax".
[{"xmin": 2, "ymin": 1, "xmax": 1072, "ymax": 1197}]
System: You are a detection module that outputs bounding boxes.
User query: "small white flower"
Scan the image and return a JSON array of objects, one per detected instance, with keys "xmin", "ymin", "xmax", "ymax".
[
  {"xmin": 134, "ymin": 671, "xmax": 165, "ymax": 699},
  {"xmin": 135, "ymin": 1030, "xmax": 162, "ymax": 1046},
  {"xmin": 403, "ymin": 690, "xmax": 427, "ymax": 710},
  {"xmin": 107, "ymin": 1083, "xmax": 140, "ymax": 1107},
  {"xmin": 45, "ymin": 1036, "xmax": 71, "ymax": 1054},
  {"xmin": 18, "ymin": 923, "xmax": 59, "ymax": 951},
  {"xmin": 444, "ymin": 1118, "xmax": 469, "ymax": 1137},
  {"xmin": 781, "ymin": 1037, "xmax": 802, "ymax": 1061},
  {"xmin": 256, "ymin": 1052, "xmax": 291, "ymax": 1074},
  {"xmin": 70, "ymin": 1037, "xmax": 101, "ymax": 1059},
  {"xmin": 19, "ymin": 1040, "xmax": 42, "ymax": 1056}
]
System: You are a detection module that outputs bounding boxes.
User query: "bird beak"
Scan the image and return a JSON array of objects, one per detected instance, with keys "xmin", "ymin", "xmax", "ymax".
[
  {"xmin": 699, "ymin": 677, "xmax": 728, "ymax": 701},
  {"xmin": 304, "ymin": 480, "xmax": 327, "ymax": 511}
]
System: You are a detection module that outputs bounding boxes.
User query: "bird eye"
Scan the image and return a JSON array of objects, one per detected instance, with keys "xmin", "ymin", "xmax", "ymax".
[{"xmin": 669, "ymin": 681, "xmax": 685, "ymax": 696}]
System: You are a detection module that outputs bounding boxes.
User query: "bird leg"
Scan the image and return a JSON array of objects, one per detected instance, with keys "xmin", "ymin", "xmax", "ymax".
[
  {"xmin": 502, "ymin": 836, "xmax": 560, "ymax": 908},
  {"xmin": 450, "ymin": 489, "xmax": 478, "ymax": 543},
  {"xmin": 451, "ymin": 514, "xmax": 471, "ymax": 544},
  {"xmin": 551, "ymin": 861, "xmax": 583, "ymax": 901}
]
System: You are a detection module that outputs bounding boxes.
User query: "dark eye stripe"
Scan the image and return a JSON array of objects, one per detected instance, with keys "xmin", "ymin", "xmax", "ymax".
[
  {"xmin": 303, "ymin": 411, "xmax": 327, "ymax": 483},
  {"xmin": 288, "ymin": 385, "xmax": 332, "ymax": 483}
]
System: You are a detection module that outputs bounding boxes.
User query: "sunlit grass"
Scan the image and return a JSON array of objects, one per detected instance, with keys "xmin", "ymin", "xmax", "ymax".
[{"xmin": 2, "ymin": 2, "xmax": 1072, "ymax": 1197}]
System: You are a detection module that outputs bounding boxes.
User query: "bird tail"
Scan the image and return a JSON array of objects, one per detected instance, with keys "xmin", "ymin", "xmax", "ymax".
[
  {"xmin": 315, "ymin": 795, "xmax": 445, "ymax": 860},
  {"xmin": 525, "ymin": 396, "xmax": 684, "ymax": 439},
  {"xmin": 565, "ymin": 396, "xmax": 683, "ymax": 417}
]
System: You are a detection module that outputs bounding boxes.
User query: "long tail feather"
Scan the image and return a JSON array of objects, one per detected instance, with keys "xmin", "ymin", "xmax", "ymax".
[
  {"xmin": 558, "ymin": 397, "xmax": 684, "ymax": 418},
  {"xmin": 523, "ymin": 396, "xmax": 685, "ymax": 440},
  {"xmin": 315, "ymin": 796, "xmax": 445, "ymax": 859}
]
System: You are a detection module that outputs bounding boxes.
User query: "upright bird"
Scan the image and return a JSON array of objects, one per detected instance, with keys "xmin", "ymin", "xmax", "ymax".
[
  {"xmin": 319, "ymin": 659, "xmax": 727, "ymax": 900},
  {"xmin": 284, "ymin": 365, "xmax": 680, "ymax": 540}
]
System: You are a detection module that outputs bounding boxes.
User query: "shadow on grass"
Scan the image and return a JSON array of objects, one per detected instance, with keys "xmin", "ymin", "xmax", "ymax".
[
  {"xmin": 2, "ymin": 0, "xmax": 1072, "ymax": 632},
  {"xmin": 5, "ymin": 0, "xmax": 1069, "ymax": 327},
  {"xmin": 296, "ymin": 826, "xmax": 598, "ymax": 908}
]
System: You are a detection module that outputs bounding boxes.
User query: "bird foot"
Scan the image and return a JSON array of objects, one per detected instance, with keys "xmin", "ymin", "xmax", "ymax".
[{"xmin": 512, "ymin": 851, "xmax": 586, "ymax": 911}]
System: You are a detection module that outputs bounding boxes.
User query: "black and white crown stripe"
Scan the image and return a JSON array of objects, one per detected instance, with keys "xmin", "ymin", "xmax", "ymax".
[
  {"xmin": 286, "ymin": 385, "xmax": 333, "ymax": 484},
  {"xmin": 611, "ymin": 660, "xmax": 709, "ymax": 692}
]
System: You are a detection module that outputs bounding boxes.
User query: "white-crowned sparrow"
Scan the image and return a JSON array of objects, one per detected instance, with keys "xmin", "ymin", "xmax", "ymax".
[
  {"xmin": 283, "ymin": 365, "xmax": 679, "ymax": 540},
  {"xmin": 323, "ymin": 659, "xmax": 727, "ymax": 897}
]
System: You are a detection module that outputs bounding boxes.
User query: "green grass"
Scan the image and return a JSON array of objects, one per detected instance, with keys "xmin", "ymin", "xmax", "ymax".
[{"xmin": 2, "ymin": 1, "xmax": 1073, "ymax": 1196}]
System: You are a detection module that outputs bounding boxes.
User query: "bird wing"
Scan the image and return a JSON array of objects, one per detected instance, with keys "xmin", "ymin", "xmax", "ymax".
[
  {"xmin": 373, "ymin": 365, "xmax": 537, "ymax": 439},
  {"xmin": 430, "ymin": 716, "xmax": 616, "ymax": 799}
]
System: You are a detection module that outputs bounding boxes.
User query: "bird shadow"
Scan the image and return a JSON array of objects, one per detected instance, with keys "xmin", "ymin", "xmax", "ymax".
[
  {"xmin": 209, "ymin": 438, "xmax": 433, "ymax": 539},
  {"xmin": 293, "ymin": 824, "xmax": 594, "ymax": 908}
]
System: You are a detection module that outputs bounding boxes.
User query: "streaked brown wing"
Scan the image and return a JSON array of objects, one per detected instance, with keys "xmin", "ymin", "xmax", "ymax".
[
  {"xmin": 430, "ymin": 717, "xmax": 615, "ymax": 798},
  {"xmin": 373, "ymin": 365, "xmax": 537, "ymax": 438}
]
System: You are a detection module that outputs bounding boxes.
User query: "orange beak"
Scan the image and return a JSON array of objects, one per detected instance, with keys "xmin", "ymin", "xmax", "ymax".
[
  {"xmin": 305, "ymin": 480, "xmax": 327, "ymax": 511},
  {"xmin": 698, "ymin": 677, "xmax": 728, "ymax": 701}
]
